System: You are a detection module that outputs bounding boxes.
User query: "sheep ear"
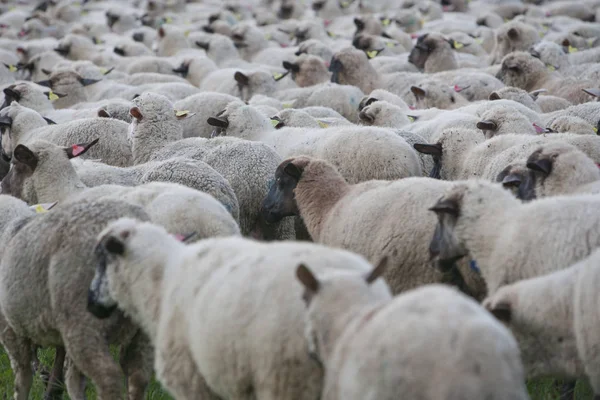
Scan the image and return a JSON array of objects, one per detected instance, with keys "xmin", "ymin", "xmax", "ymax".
[
  {"xmin": 158, "ymin": 26, "xmax": 166, "ymax": 38},
  {"xmin": 429, "ymin": 198, "xmax": 459, "ymax": 216},
  {"xmin": 234, "ymin": 72, "xmax": 250, "ymax": 86},
  {"xmin": 105, "ymin": 236, "xmax": 125, "ymax": 255},
  {"xmin": 410, "ymin": 86, "xmax": 426, "ymax": 100},
  {"xmin": 3, "ymin": 88, "xmax": 20, "ymax": 102},
  {"xmin": 65, "ymin": 139, "xmax": 99, "ymax": 159},
  {"xmin": 195, "ymin": 41, "xmax": 210, "ymax": 51},
  {"xmin": 0, "ymin": 115, "xmax": 13, "ymax": 127},
  {"xmin": 130, "ymin": 106, "xmax": 143, "ymax": 120},
  {"xmin": 583, "ymin": 88, "xmax": 600, "ymax": 98},
  {"xmin": 526, "ymin": 158, "xmax": 552, "ymax": 176},
  {"xmin": 36, "ymin": 80, "xmax": 52, "ymax": 88},
  {"xmin": 43, "ymin": 117, "xmax": 57, "ymax": 125},
  {"xmin": 13, "ymin": 144, "xmax": 38, "ymax": 170},
  {"xmin": 529, "ymin": 89, "xmax": 547, "ymax": 99},
  {"xmin": 173, "ymin": 232, "xmax": 197, "ymax": 242},
  {"xmin": 284, "ymin": 162, "xmax": 303, "ymax": 180},
  {"xmin": 102, "ymin": 66, "xmax": 115, "ymax": 75},
  {"xmin": 476, "ymin": 120, "xmax": 497, "ymax": 131},
  {"xmin": 507, "ymin": 28, "xmax": 519, "ymax": 40},
  {"xmin": 41, "ymin": 68, "xmax": 52, "ymax": 75},
  {"xmin": 413, "ymin": 143, "xmax": 442, "ymax": 157},
  {"xmin": 80, "ymin": 78, "xmax": 100, "ymax": 87},
  {"xmin": 562, "ymin": 38, "xmax": 570, "ymax": 47},
  {"xmin": 365, "ymin": 256, "xmax": 388, "ymax": 284},
  {"xmin": 488, "ymin": 92, "xmax": 500, "ymax": 100},
  {"xmin": 296, "ymin": 264, "xmax": 320, "ymax": 293},
  {"xmin": 282, "ymin": 61, "xmax": 300, "ymax": 73},
  {"xmin": 97, "ymin": 109, "xmax": 111, "ymax": 118},
  {"xmin": 206, "ymin": 116, "xmax": 229, "ymax": 128},
  {"xmin": 485, "ymin": 301, "xmax": 511, "ymax": 323},
  {"xmin": 30, "ymin": 201, "xmax": 58, "ymax": 213},
  {"xmin": 501, "ymin": 174, "xmax": 521, "ymax": 188}
]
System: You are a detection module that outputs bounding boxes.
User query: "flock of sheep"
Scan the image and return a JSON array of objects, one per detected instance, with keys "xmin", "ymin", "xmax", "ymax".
[{"xmin": 0, "ymin": 0, "xmax": 599, "ymax": 398}]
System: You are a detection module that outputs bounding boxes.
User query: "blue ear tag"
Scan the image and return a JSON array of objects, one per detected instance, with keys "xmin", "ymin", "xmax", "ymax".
[{"xmin": 469, "ymin": 259, "xmax": 480, "ymax": 274}]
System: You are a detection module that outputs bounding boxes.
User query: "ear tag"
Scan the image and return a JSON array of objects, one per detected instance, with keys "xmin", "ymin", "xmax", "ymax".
[
  {"xmin": 175, "ymin": 110, "xmax": 189, "ymax": 117},
  {"xmin": 48, "ymin": 90, "xmax": 59, "ymax": 101},
  {"xmin": 568, "ymin": 45, "xmax": 578, "ymax": 53},
  {"xmin": 273, "ymin": 72, "xmax": 284, "ymax": 80},
  {"xmin": 453, "ymin": 41, "xmax": 464, "ymax": 49},
  {"xmin": 71, "ymin": 144, "xmax": 86, "ymax": 156},
  {"xmin": 475, "ymin": 37, "xmax": 483, "ymax": 44},
  {"xmin": 7, "ymin": 64, "xmax": 17, "ymax": 72},
  {"xmin": 318, "ymin": 121, "xmax": 329, "ymax": 128},
  {"xmin": 382, "ymin": 18, "xmax": 390, "ymax": 26},
  {"xmin": 270, "ymin": 119, "xmax": 280, "ymax": 127},
  {"xmin": 546, "ymin": 64, "xmax": 555, "ymax": 72},
  {"xmin": 282, "ymin": 103, "xmax": 293, "ymax": 109},
  {"xmin": 385, "ymin": 41, "xmax": 394, "ymax": 48},
  {"xmin": 408, "ymin": 116, "xmax": 415, "ymax": 122},
  {"xmin": 366, "ymin": 50, "xmax": 378, "ymax": 59}
]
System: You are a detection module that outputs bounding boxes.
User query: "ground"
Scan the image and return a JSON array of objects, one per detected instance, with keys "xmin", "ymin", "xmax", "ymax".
[{"xmin": 0, "ymin": 347, "xmax": 593, "ymax": 399}]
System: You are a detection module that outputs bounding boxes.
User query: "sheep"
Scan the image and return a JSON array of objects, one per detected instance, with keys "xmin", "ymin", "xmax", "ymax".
[
  {"xmin": 495, "ymin": 52, "xmax": 597, "ymax": 105},
  {"xmin": 476, "ymin": 106, "xmax": 537, "ymax": 139},
  {"xmin": 123, "ymin": 56, "xmax": 178, "ymax": 75},
  {"xmin": 449, "ymin": 72, "xmax": 505, "ymax": 102},
  {"xmin": 260, "ymin": 156, "xmax": 488, "ymax": 297},
  {"xmin": 358, "ymin": 100, "xmax": 411, "ymax": 128},
  {"xmin": 87, "ymin": 218, "xmax": 375, "ymax": 400},
  {"xmin": 173, "ymin": 92, "xmax": 239, "ymax": 138},
  {"xmin": 535, "ymin": 94, "xmax": 574, "ymax": 113},
  {"xmin": 171, "ymin": 57, "xmax": 218, "ymax": 87},
  {"xmin": 296, "ymin": 264, "xmax": 529, "ymax": 400},
  {"xmin": 294, "ymin": 38, "xmax": 334, "ymax": 62},
  {"xmin": 489, "ymin": 86, "xmax": 543, "ymax": 112},
  {"xmin": 408, "ymin": 33, "xmax": 459, "ymax": 73},
  {"xmin": 358, "ymin": 89, "xmax": 410, "ymax": 111},
  {"xmin": 490, "ymin": 21, "xmax": 540, "ymax": 64},
  {"xmin": 0, "ymin": 102, "xmax": 132, "ymax": 168},
  {"xmin": 153, "ymin": 25, "xmax": 190, "ymax": 57},
  {"xmin": 409, "ymin": 80, "xmax": 469, "ymax": 110},
  {"xmin": 483, "ymin": 249, "xmax": 600, "ymax": 396},
  {"xmin": 122, "ymin": 93, "xmax": 292, "ymax": 238},
  {"xmin": 428, "ymin": 179, "xmax": 600, "ymax": 294},
  {"xmin": 208, "ymin": 101, "xmax": 422, "ymax": 184},
  {"xmin": 200, "ymin": 69, "xmax": 277, "ymax": 102},
  {"xmin": 281, "ymin": 54, "xmax": 331, "ymax": 87},
  {"xmin": 525, "ymin": 142, "xmax": 600, "ymax": 198},
  {"xmin": 544, "ymin": 116, "xmax": 598, "ymax": 135},
  {"xmin": 0, "ymin": 198, "xmax": 153, "ymax": 400},
  {"xmin": 34, "ymin": 68, "xmax": 100, "ymax": 109},
  {"xmin": 271, "ymin": 109, "xmax": 329, "ymax": 129},
  {"xmin": 0, "ymin": 82, "xmax": 62, "ymax": 114}
]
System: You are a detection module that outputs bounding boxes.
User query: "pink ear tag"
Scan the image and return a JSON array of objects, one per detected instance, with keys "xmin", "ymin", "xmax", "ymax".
[
  {"xmin": 71, "ymin": 144, "xmax": 85, "ymax": 156},
  {"xmin": 454, "ymin": 85, "xmax": 462, "ymax": 92},
  {"xmin": 174, "ymin": 234, "xmax": 185, "ymax": 241},
  {"xmin": 533, "ymin": 123, "xmax": 544, "ymax": 134}
]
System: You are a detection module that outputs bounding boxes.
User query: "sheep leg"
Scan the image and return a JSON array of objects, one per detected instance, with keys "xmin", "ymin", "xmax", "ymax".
[
  {"xmin": 1, "ymin": 332, "xmax": 33, "ymax": 400},
  {"xmin": 558, "ymin": 380, "xmax": 576, "ymax": 400},
  {"xmin": 119, "ymin": 331, "xmax": 154, "ymax": 400},
  {"xmin": 43, "ymin": 346, "xmax": 66, "ymax": 400},
  {"xmin": 64, "ymin": 357, "xmax": 87, "ymax": 400},
  {"xmin": 63, "ymin": 328, "xmax": 124, "ymax": 400}
]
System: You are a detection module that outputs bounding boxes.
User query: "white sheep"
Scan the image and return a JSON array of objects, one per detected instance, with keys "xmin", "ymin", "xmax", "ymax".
[{"xmin": 87, "ymin": 218, "xmax": 376, "ymax": 399}]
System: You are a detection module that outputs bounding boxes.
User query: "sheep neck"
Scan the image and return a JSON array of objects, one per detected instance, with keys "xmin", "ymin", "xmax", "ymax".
[
  {"xmin": 425, "ymin": 49, "xmax": 458, "ymax": 73},
  {"xmin": 294, "ymin": 169, "xmax": 349, "ymax": 241},
  {"xmin": 132, "ymin": 119, "xmax": 183, "ymax": 164},
  {"xmin": 458, "ymin": 193, "xmax": 518, "ymax": 286},
  {"xmin": 33, "ymin": 160, "xmax": 87, "ymax": 203}
]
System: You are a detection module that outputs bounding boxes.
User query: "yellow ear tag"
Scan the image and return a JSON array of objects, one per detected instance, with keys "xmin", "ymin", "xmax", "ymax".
[
  {"xmin": 318, "ymin": 121, "xmax": 329, "ymax": 128},
  {"xmin": 453, "ymin": 41, "xmax": 464, "ymax": 49},
  {"xmin": 7, "ymin": 64, "xmax": 16, "ymax": 72},
  {"xmin": 175, "ymin": 110, "xmax": 189, "ymax": 117},
  {"xmin": 382, "ymin": 18, "xmax": 391, "ymax": 26},
  {"xmin": 546, "ymin": 64, "xmax": 556, "ymax": 72},
  {"xmin": 99, "ymin": 67, "xmax": 108, "ymax": 74},
  {"xmin": 588, "ymin": 38, "xmax": 596, "ymax": 47},
  {"xmin": 270, "ymin": 119, "xmax": 280, "ymax": 127},
  {"xmin": 366, "ymin": 50, "xmax": 378, "ymax": 59},
  {"xmin": 594, "ymin": 126, "xmax": 598, "ymax": 133},
  {"xmin": 475, "ymin": 37, "xmax": 483, "ymax": 45},
  {"xmin": 165, "ymin": 16, "xmax": 173, "ymax": 23},
  {"xmin": 264, "ymin": 33, "xmax": 272, "ymax": 40},
  {"xmin": 184, "ymin": 30, "xmax": 191, "ymax": 37},
  {"xmin": 341, "ymin": 1, "xmax": 349, "ymax": 8},
  {"xmin": 33, "ymin": 204, "xmax": 49, "ymax": 213},
  {"xmin": 283, "ymin": 103, "xmax": 293, "ymax": 109},
  {"xmin": 568, "ymin": 45, "xmax": 578, "ymax": 53},
  {"xmin": 273, "ymin": 72, "xmax": 284, "ymax": 80},
  {"xmin": 408, "ymin": 116, "xmax": 415, "ymax": 122},
  {"xmin": 386, "ymin": 41, "xmax": 394, "ymax": 48},
  {"xmin": 48, "ymin": 90, "xmax": 60, "ymax": 101},
  {"xmin": 327, "ymin": 31, "xmax": 336, "ymax": 38}
]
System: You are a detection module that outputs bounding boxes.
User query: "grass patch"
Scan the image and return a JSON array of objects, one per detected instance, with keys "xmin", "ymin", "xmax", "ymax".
[{"xmin": 0, "ymin": 347, "xmax": 593, "ymax": 399}]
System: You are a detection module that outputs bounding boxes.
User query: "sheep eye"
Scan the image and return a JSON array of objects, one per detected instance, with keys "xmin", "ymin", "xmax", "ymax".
[{"xmin": 450, "ymin": 96, "xmax": 455, "ymax": 103}]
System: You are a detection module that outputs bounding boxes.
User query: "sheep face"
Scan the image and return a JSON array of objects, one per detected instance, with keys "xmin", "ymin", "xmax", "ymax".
[
  {"xmin": 0, "ymin": 149, "xmax": 34, "ymax": 198},
  {"xmin": 284, "ymin": 55, "xmax": 329, "ymax": 87},
  {"xmin": 495, "ymin": 52, "xmax": 544, "ymax": 91},
  {"xmin": 492, "ymin": 23, "xmax": 539, "ymax": 64},
  {"xmin": 428, "ymin": 189, "xmax": 469, "ymax": 272},
  {"xmin": 495, "ymin": 164, "xmax": 536, "ymax": 201},
  {"xmin": 261, "ymin": 160, "xmax": 300, "ymax": 223},
  {"xmin": 35, "ymin": 70, "xmax": 99, "ymax": 96},
  {"xmin": 410, "ymin": 82, "xmax": 463, "ymax": 110}
]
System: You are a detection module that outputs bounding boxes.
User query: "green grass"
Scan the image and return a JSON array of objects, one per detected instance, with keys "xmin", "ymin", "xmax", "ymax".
[
  {"xmin": 0, "ymin": 347, "xmax": 593, "ymax": 399},
  {"xmin": 0, "ymin": 347, "xmax": 173, "ymax": 400}
]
